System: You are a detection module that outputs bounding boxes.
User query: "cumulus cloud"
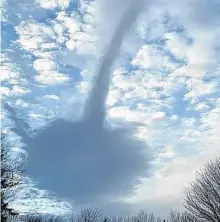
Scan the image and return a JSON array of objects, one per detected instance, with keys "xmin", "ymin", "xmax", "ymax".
[
  {"xmin": 2, "ymin": 0, "xmax": 220, "ymax": 216},
  {"xmin": 164, "ymin": 32, "xmax": 189, "ymax": 59},
  {"xmin": 0, "ymin": 86, "xmax": 31, "ymax": 97},
  {"xmin": 34, "ymin": 71, "xmax": 70, "ymax": 85},
  {"xmin": 16, "ymin": 20, "xmax": 56, "ymax": 52},
  {"xmin": 33, "ymin": 59, "xmax": 70, "ymax": 85},
  {"xmin": 36, "ymin": 0, "xmax": 71, "ymax": 9},
  {"xmin": 131, "ymin": 43, "xmax": 180, "ymax": 72},
  {"xmin": 41, "ymin": 94, "xmax": 59, "ymax": 100}
]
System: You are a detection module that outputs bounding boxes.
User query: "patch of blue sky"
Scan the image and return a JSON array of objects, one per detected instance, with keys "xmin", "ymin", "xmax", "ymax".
[
  {"xmin": 3, "ymin": 49, "xmax": 38, "ymax": 79},
  {"xmin": 57, "ymin": 62, "xmax": 82, "ymax": 82},
  {"xmin": 163, "ymin": 14, "xmax": 185, "ymax": 34},
  {"xmin": 172, "ymin": 91, "xmax": 199, "ymax": 118},
  {"xmin": 34, "ymin": 9, "xmax": 58, "ymax": 23},
  {"xmin": 1, "ymin": 23, "xmax": 17, "ymax": 49},
  {"xmin": 65, "ymin": 1, "xmax": 82, "ymax": 17}
]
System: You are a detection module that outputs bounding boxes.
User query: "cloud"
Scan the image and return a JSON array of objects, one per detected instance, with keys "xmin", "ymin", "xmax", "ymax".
[
  {"xmin": 34, "ymin": 71, "xmax": 70, "ymax": 85},
  {"xmin": 164, "ymin": 32, "xmax": 189, "ymax": 59},
  {"xmin": 129, "ymin": 144, "xmax": 220, "ymax": 204},
  {"xmin": 15, "ymin": 20, "xmax": 56, "ymax": 52},
  {"xmin": 36, "ymin": 0, "xmax": 71, "ymax": 9},
  {"xmin": 0, "ymin": 53, "xmax": 29, "ymax": 86},
  {"xmin": 123, "ymin": 100, "xmax": 220, "ymax": 215},
  {"xmin": 83, "ymin": 0, "xmax": 147, "ymax": 124},
  {"xmin": 0, "ymin": 86, "xmax": 31, "ymax": 97},
  {"xmin": 0, "ymin": 64, "xmax": 20, "ymax": 82},
  {"xmin": 11, "ymin": 86, "xmax": 31, "ymax": 96},
  {"xmin": 131, "ymin": 44, "xmax": 179, "ymax": 72},
  {"xmin": 32, "ymin": 59, "xmax": 70, "ymax": 85},
  {"xmin": 23, "ymin": 117, "xmax": 151, "ymax": 206},
  {"xmin": 0, "ymin": 87, "xmax": 11, "ymax": 97},
  {"xmin": 11, "ymin": 0, "xmax": 154, "ymax": 210},
  {"xmin": 41, "ymin": 95, "xmax": 59, "ymax": 101},
  {"xmin": 10, "ymin": 177, "xmax": 72, "ymax": 215},
  {"xmin": 2, "ymin": 0, "xmax": 220, "ymax": 216}
]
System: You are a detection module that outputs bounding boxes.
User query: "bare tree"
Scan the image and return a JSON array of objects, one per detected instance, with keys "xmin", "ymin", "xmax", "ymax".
[
  {"xmin": 103, "ymin": 210, "xmax": 163, "ymax": 222},
  {"xmin": 168, "ymin": 210, "xmax": 197, "ymax": 222},
  {"xmin": 184, "ymin": 157, "xmax": 220, "ymax": 222},
  {"xmin": 71, "ymin": 207, "xmax": 103, "ymax": 222},
  {"xmin": 1, "ymin": 131, "xmax": 26, "ymax": 221},
  {"xmin": 19, "ymin": 214, "xmax": 64, "ymax": 222},
  {"xmin": 131, "ymin": 210, "xmax": 163, "ymax": 222}
]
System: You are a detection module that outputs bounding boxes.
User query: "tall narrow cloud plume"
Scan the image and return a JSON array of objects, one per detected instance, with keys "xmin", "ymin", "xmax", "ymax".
[
  {"xmin": 5, "ymin": 0, "xmax": 152, "ymax": 209},
  {"xmin": 84, "ymin": 0, "xmax": 147, "ymax": 125}
]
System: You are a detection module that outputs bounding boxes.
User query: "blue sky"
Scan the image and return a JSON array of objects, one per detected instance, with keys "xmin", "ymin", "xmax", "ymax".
[{"xmin": 1, "ymin": 0, "xmax": 220, "ymax": 217}]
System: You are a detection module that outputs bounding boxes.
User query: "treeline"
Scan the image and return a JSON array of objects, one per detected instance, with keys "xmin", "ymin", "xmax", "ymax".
[
  {"xmin": 1, "ymin": 131, "xmax": 220, "ymax": 222},
  {"xmin": 2, "ymin": 209, "xmax": 199, "ymax": 222}
]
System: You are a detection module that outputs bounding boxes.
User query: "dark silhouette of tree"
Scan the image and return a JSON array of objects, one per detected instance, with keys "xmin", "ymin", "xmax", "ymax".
[
  {"xmin": 19, "ymin": 214, "xmax": 64, "ymax": 222},
  {"xmin": 132, "ymin": 210, "xmax": 163, "ymax": 222},
  {"xmin": 184, "ymin": 157, "xmax": 220, "ymax": 222},
  {"xmin": 71, "ymin": 207, "xmax": 103, "ymax": 222},
  {"xmin": 168, "ymin": 210, "xmax": 197, "ymax": 222},
  {"xmin": 1, "ymin": 130, "xmax": 26, "ymax": 221}
]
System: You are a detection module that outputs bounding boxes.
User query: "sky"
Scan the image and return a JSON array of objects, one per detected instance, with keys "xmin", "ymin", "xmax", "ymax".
[{"xmin": 1, "ymin": 0, "xmax": 220, "ymax": 218}]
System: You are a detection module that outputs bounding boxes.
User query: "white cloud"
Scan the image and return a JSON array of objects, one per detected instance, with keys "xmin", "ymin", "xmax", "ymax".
[
  {"xmin": 158, "ymin": 144, "xmax": 176, "ymax": 158},
  {"xmin": 41, "ymin": 94, "xmax": 59, "ymax": 100},
  {"xmin": 124, "ymin": 100, "xmax": 219, "ymax": 213},
  {"xmin": 36, "ymin": 0, "xmax": 71, "ymax": 9},
  {"xmin": 65, "ymin": 33, "xmax": 96, "ymax": 54},
  {"xmin": 16, "ymin": 21, "xmax": 55, "ymax": 51},
  {"xmin": 11, "ymin": 180, "xmax": 72, "ymax": 215},
  {"xmin": 106, "ymin": 88, "xmax": 122, "ymax": 106},
  {"xmin": 184, "ymin": 78, "xmax": 217, "ymax": 103},
  {"xmin": 108, "ymin": 106, "xmax": 146, "ymax": 123},
  {"xmin": 53, "ymin": 22, "xmax": 65, "ymax": 37},
  {"xmin": 54, "ymin": 10, "xmax": 97, "ymax": 55},
  {"xmin": 28, "ymin": 113, "xmax": 44, "ymax": 119},
  {"xmin": 34, "ymin": 71, "xmax": 70, "ymax": 85},
  {"xmin": 187, "ymin": 39, "xmax": 215, "ymax": 66},
  {"xmin": 0, "ymin": 86, "xmax": 31, "ymax": 97},
  {"xmin": 0, "ymin": 87, "xmax": 10, "ymax": 97},
  {"xmin": 33, "ymin": 58, "xmax": 70, "ymax": 85},
  {"xmin": 125, "ymin": 143, "xmax": 219, "ymax": 213},
  {"xmin": 56, "ymin": 11, "xmax": 80, "ymax": 34},
  {"xmin": 151, "ymin": 112, "xmax": 165, "ymax": 120},
  {"xmin": 0, "ymin": 65, "xmax": 19, "ymax": 82},
  {"xmin": 0, "ymin": 0, "xmax": 7, "ymax": 22},
  {"xmin": 0, "ymin": 54, "xmax": 27, "ymax": 85},
  {"xmin": 12, "ymin": 86, "xmax": 31, "ymax": 96},
  {"xmin": 15, "ymin": 99, "xmax": 30, "ymax": 108},
  {"xmin": 33, "ymin": 59, "xmax": 57, "ymax": 71},
  {"xmin": 76, "ymin": 81, "xmax": 89, "ymax": 93},
  {"xmin": 193, "ymin": 102, "xmax": 210, "ymax": 112},
  {"xmin": 164, "ymin": 32, "xmax": 189, "ymax": 59},
  {"xmin": 131, "ymin": 44, "xmax": 172, "ymax": 70}
]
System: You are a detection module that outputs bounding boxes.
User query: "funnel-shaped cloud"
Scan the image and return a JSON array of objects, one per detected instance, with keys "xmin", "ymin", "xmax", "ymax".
[
  {"xmin": 84, "ymin": 0, "xmax": 146, "ymax": 125},
  {"xmin": 6, "ymin": 0, "xmax": 151, "ymax": 206}
]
